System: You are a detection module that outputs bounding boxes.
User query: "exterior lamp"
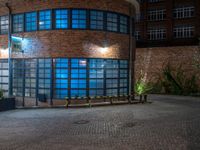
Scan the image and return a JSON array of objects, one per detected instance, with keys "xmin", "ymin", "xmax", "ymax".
[{"xmin": 99, "ymin": 47, "xmax": 109, "ymax": 54}]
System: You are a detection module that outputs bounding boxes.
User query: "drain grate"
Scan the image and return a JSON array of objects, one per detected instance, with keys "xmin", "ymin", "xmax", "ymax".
[
  {"xmin": 123, "ymin": 122, "xmax": 138, "ymax": 128},
  {"xmin": 73, "ymin": 120, "xmax": 90, "ymax": 125}
]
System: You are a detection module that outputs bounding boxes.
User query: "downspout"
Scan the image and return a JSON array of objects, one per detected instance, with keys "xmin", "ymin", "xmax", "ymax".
[
  {"xmin": 129, "ymin": 5, "xmax": 134, "ymax": 100},
  {"xmin": 5, "ymin": 3, "xmax": 12, "ymax": 97}
]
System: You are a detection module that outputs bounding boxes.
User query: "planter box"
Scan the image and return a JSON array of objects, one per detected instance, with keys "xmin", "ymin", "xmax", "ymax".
[{"xmin": 0, "ymin": 98, "xmax": 15, "ymax": 112}]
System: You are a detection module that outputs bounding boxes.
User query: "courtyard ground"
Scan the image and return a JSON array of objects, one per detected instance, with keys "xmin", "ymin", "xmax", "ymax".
[{"xmin": 0, "ymin": 95, "xmax": 200, "ymax": 150}]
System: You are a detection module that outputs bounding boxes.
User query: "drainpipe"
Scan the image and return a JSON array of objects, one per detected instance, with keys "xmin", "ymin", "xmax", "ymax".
[
  {"xmin": 5, "ymin": 3, "xmax": 12, "ymax": 97},
  {"xmin": 129, "ymin": 5, "xmax": 134, "ymax": 100}
]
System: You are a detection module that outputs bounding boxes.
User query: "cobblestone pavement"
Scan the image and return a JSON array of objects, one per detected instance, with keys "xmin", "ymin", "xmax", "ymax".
[{"xmin": 0, "ymin": 95, "xmax": 200, "ymax": 150}]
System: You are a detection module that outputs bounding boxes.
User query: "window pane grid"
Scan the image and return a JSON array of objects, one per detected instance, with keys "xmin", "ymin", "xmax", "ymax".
[
  {"xmin": 0, "ymin": 60, "xmax": 8, "ymax": 96},
  {"xmin": 25, "ymin": 59, "xmax": 36, "ymax": 97},
  {"xmin": 0, "ymin": 16, "xmax": 9, "ymax": 34},
  {"xmin": 25, "ymin": 12, "xmax": 37, "ymax": 31},
  {"xmin": 13, "ymin": 14, "xmax": 24, "ymax": 33},
  {"xmin": 72, "ymin": 10, "xmax": 87, "ymax": 29},
  {"xmin": 107, "ymin": 13, "xmax": 118, "ymax": 32},
  {"xmin": 39, "ymin": 10, "xmax": 52, "ymax": 30},
  {"xmin": 54, "ymin": 58, "xmax": 68, "ymax": 99},
  {"xmin": 4, "ymin": 58, "xmax": 129, "ymax": 99},
  {"xmin": 55, "ymin": 9, "xmax": 68, "ymax": 29},
  {"xmin": 120, "ymin": 16, "xmax": 128, "ymax": 33},
  {"xmin": 173, "ymin": 6, "xmax": 194, "ymax": 19},
  {"xmin": 90, "ymin": 11, "xmax": 104, "ymax": 30},
  {"xmin": 174, "ymin": 25, "xmax": 194, "ymax": 38}
]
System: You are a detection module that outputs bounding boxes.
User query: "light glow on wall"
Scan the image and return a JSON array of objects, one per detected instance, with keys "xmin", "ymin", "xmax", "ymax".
[
  {"xmin": 0, "ymin": 48, "xmax": 9, "ymax": 58},
  {"xmin": 99, "ymin": 47, "xmax": 109, "ymax": 54}
]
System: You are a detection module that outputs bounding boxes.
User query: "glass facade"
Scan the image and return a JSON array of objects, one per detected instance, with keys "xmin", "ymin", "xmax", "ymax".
[
  {"xmin": 0, "ymin": 16, "xmax": 9, "ymax": 34},
  {"xmin": 39, "ymin": 10, "xmax": 52, "ymax": 30},
  {"xmin": 0, "ymin": 8, "xmax": 131, "ymax": 35},
  {"xmin": 0, "ymin": 58, "xmax": 129, "ymax": 99},
  {"xmin": 107, "ymin": 13, "xmax": 118, "ymax": 32},
  {"xmin": 55, "ymin": 9, "xmax": 68, "ymax": 29},
  {"xmin": 72, "ymin": 10, "xmax": 87, "ymax": 29},
  {"xmin": 25, "ymin": 12, "xmax": 37, "ymax": 31},
  {"xmin": 0, "ymin": 60, "xmax": 8, "ymax": 96},
  {"xmin": 90, "ymin": 11, "xmax": 104, "ymax": 30},
  {"xmin": 13, "ymin": 14, "xmax": 24, "ymax": 33}
]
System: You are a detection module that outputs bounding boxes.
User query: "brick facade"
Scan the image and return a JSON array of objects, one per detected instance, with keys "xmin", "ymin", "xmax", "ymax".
[
  {"xmin": 135, "ymin": 46, "xmax": 200, "ymax": 85},
  {"xmin": 0, "ymin": 0, "xmax": 137, "ymax": 107},
  {"xmin": 0, "ymin": 0, "xmax": 136, "ymax": 60}
]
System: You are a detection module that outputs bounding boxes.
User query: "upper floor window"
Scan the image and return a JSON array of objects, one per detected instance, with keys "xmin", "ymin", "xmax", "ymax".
[
  {"xmin": 90, "ymin": 10, "xmax": 104, "ymax": 30},
  {"xmin": 72, "ymin": 10, "xmax": 87, "ymax": 29},
  {"xmin": 25, "ymin": 12, "xmax": 37, "ymax": 31},
  {"xmin": 107, "ymin": 13, "xmax": 118, "ymax": 32},
  {"xmin": 173, "ymin": 6, "xmax": 194, "ymax": 19},
  {"xmin": 13, "ymin": 14, "xmax": 24, "ymax": 33},
  {"xmin": 39, "ymin": 10, "xmax": 52, "ymax": 30},
  {"xmin": 174, "ymin": 25, "xmax": 194, "ymax": 38},
  {"xmin": 120, "ymin": 16, "xmax": 128, "ymax": 34},
  {"xmin": 135, "ymin": 31, "xmax": 141, "ymax": 41},
  {"xmin": 147, "ymin": 27, "xmax": 166, "ymax": 40},
  {"xmin": 148, "ymin": 9, "xmax": 166, "ymax": 21},
  {"xmin": 55, "ymin": 9, "xmax": 68, "ymax": 29},
  {"xmin": 0, "ymin": 16, "xmax": 9, "ymax": 34}
]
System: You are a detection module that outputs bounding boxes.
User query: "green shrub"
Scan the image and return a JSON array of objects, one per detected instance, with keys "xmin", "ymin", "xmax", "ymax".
[
  {"xmin": 152, "ymin": 63, "xmax": 199, "ymax": 95},
  {"xmin": 135, "ymin": 74, "xmax": 153, "ymax": 95}
]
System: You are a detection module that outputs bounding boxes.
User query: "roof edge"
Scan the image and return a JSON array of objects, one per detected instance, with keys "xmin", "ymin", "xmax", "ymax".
[{"xmin": 125, "ymin": 0, "xmax": 140, "ymax": 14}]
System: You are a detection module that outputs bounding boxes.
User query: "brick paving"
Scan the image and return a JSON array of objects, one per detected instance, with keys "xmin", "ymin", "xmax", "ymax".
[{"xmin": 0, "ymin": 95, "xmax": 200, "ymax": 150}]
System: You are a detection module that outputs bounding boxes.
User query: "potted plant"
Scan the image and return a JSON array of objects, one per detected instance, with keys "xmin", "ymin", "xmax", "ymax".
[
  {"xmin": 0, "ymin": 89, "xmax": 15, "ymax": 111},
  {"xmin": 135, "ymin": 74, "xmax": 152, "ymax": 103}
]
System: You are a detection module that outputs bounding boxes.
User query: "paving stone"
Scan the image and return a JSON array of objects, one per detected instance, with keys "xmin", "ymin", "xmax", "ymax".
[{"xmin": 0, "ymin": 95, "xmax": 200, "ymax": 150}]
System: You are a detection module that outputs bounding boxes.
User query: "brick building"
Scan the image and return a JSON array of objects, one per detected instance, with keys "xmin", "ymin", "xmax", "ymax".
[
  {"xmin": 135, "ymin": 0, "xmax": 200, "ymax": 84},
  {"xmin": 0, "ymin": 0, "xmax": 138, "ymax": 107}
]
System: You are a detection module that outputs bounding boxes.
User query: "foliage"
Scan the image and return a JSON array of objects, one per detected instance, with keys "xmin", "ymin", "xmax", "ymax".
[
  {"xmin": 193, "ymin": 44, "xmax": 200, "ymax": 70},
  {"xmin": 0, "ymin": 89, "xmax": 4, "ymax": 100},
  {"xmin": 135, "ymin": 74, "xmax": 153, "ymax": 95},
  {"xmin": 153, "ymin": 63, "xmax": 199, "ymax": 95}
]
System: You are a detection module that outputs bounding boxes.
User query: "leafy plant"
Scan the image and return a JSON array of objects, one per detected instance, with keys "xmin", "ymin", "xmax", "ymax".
[
  {"xmin": 135, "ymin": 74, "xmax": 153, "ymax": 95},
  {"xmin": 153, "ymin": 63, "xmax": 199, "ymax": 95}
]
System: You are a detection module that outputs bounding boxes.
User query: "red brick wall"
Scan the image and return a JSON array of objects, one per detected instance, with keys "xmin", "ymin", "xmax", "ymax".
[
  {"xmin": 0, "ymin": 31, "xmax": 132, "ymax": 59},
  {"xmin": 135, "ymin": 46, "xmax": 200, "ymax": 85}
]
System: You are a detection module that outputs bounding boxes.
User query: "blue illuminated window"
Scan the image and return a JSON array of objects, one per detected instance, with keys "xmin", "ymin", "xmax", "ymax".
[
  {"xmin": 39, "ymin": 10, "xmax": 52, "ymax": 30},
  {"xmin": 13, "ymin": 14, "xmax": 24, "ymax": 33},
  {"xmin": 120, "ymin": 60, "xmax": 128, "ymax": 68},
  {"xmin": 25, "ymin": 59, "xmax": 37, "ymax": 97},
  {"xmin": 119, "ymin": 60, "xmax": 128, "ymax": 95},
  {"xmin": 70, "ymin": 59, "xmax": 87, "ymax": 97},
  {"xmin": 107, "ymin": 13, "xmax": 118, "ymax": 32},
  {"xmin": 12, "ymin": 60, "xmax": 24, "ymax": 96},
  {"xmin": 106, "ymin": 60, "xmax": 119, "ymax": 69},
  {"xmin": 72, "ymin": 10, "xmax": 87, "ymax": 29},
  {"xmin": 55, "ymin": 9, "xmax": 68, "ymax": 29},
  {"xmin": 120, "ymin": 16, "xmax": 128, "ymax": 33},
  {"xmin": 0, "ymin": 16, "xmax": 9, "ymax": 34},
  {"xmin": 89, "ymin": 59, "xmax": 104, "ymax": 96},
  {"xmin": 25, "ymin": 12, "xmax": 37, "ymax": 31},
  {"xmin": 90, "ymin": 11, "xmax": 104, "ymax": 30},
  {"xmin": 38, "ymin": 59, "xmax": 52, "ymax": 98},
  {"xmin": 54, "ymin": 58, "xmax": 68, "ymax": 99}
]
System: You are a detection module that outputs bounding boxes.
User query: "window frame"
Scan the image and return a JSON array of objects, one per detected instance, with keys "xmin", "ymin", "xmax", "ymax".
[
  {"xmin": 12, "ymin": 13, "xmax": 24, "ymax": 33},
  {"xmin": 54, "ymin": 9, "xmax": 69, "ymax": 29},
  {"xmin": 71, "ymin": 9, "xmax": 87, "ymax": 29},
  {"xmin": 39, "ymin": 9, "xmax": 52, "ymax": 31},
  {"xmin": 25, "ymin": 11, "xmax": 37, "ymax": 32}
]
